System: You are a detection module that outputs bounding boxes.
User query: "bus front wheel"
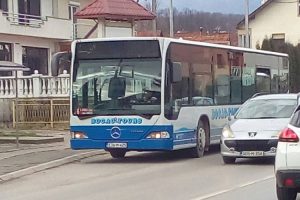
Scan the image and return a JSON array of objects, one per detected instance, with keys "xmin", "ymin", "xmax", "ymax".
[
  {"xmin": 190, "ymin": 120, "xmax": 206, "ymax": 158},
  {"xmin": 109, "ymin": 149, "xmax": 126, "ymax": 159}
]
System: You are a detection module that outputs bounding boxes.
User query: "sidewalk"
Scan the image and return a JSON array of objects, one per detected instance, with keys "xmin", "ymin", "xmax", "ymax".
[{"xmin": 0, "ymin": 130, "xmax": 105, "ymax": 182}]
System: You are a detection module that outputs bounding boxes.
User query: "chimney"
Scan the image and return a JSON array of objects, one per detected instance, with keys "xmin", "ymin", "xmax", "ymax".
[{"xmin": 200, "ymin": 27, "xmax": 203, "ymax": 35}]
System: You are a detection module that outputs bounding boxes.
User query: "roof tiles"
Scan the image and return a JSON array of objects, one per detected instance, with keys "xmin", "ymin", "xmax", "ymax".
[
  {"xmin": 175, "ymin": 32, "xmax": 232, "ymax": 45},
  {"xmin": 75, "ymin": 0, "xmax": 155, "ymax": 21}
]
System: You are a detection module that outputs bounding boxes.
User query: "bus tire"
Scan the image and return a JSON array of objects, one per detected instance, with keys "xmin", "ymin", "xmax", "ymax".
[
  {"xmin": 190, "ymin": 120, "xmax": 206, "ymax": 158},
  {"xmin": 202, "ymin": 119, "xmax": 210, "ymax": 152},
  {"xmin": 109, "ymin": 149, "xmax": 126, "ymax": 159}
]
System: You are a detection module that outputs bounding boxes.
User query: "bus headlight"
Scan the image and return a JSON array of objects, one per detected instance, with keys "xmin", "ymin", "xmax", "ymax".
[
  {"xmin": 147, "ymin": 131, "xmax": 170, "ymax": 139},
  {"xmin": 222, "ymin": 126, "xmax": 235, "ymax": 138},
  {"xmin": 72, "ymin": 131, "xmax": 88, "ymax": 139}
]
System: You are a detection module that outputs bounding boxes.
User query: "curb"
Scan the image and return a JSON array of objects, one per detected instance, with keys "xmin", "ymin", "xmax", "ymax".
[
  {"xmin": 0, "ymin": 151, "xmax": 107, "ymax": 183},
  {"xmin": 0, "ymin": 137, "xmax": 64, "ymax": 144}
]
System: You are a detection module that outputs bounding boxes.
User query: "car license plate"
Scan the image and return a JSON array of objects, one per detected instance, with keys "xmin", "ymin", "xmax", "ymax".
[
  {"xmin": 106, "ymin": 143, "xmax": 127, "ymax": 149},
  {"xmin": 241, "ymin": 151, "xmax": 264, "ymax": 157}
]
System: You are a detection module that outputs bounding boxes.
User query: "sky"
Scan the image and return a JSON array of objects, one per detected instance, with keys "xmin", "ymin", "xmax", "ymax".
[{"xmin": 141, "ymin": 0, "xmax": 262, "ymax": 14}]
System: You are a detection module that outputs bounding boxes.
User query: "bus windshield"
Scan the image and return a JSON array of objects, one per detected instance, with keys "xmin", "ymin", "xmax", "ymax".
[{"xmin": 72, "ymin": 40, "xmax": 162, "ymax": 117}]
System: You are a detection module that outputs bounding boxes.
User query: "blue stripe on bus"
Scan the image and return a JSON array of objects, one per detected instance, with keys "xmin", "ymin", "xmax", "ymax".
[{"xmin": 173, "ymin": 128, "xmax": 196, "ymax": 147}]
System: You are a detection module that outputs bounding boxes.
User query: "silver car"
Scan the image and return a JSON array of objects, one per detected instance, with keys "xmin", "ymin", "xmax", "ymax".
[{"xmin": 220, "ymin": 94, "xmax": 298, "ymax": 164}]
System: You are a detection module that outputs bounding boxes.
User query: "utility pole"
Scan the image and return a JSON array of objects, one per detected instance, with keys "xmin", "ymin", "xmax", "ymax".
[
  {"xmin": 169, "ymin": 0, "xmax": 174, "ymax": 37},
  {"xmin": 245, "ymin": 0, "xmax": 250, "ymax": 48},
  {"xmin": 152, "ymin": 0, "xmax": 157, "ymax": 35}
]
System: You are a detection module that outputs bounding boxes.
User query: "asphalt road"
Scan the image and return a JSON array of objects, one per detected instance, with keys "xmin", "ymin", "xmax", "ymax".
[{"xmin": 0, "ymin": 145, "xmax": 299, "ymax": 200}]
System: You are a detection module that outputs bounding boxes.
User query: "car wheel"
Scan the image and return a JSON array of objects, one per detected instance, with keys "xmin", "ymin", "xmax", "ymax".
[
  {"xmin": 190, "ymin": 120, "xmax": 206, "ymax": 158},
  {"xmin": 276, "ymin": 184, "xmax": 297, "ymax": 200},
  {"xmin": 109, "ymin": 149, "xmax": 126, "ymax": 159},
  {"xmin": 222, "ymin": 156, "xmax": 236, "ymax": 164}
]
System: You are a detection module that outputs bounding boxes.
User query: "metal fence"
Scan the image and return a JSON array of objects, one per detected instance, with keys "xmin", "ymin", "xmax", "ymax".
[{"xmin": 0, "ymin": 98, "xmax": 70, "ymax": 129}]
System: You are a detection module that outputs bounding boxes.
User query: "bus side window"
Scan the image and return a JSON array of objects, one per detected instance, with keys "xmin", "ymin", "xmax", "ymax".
[
  {"xmin": 256, "ymin": 68, "xmax": 271, "ymax": 93},
  {"xmin": 213, "ymin": 51, "xmax": 230, "ymax": 105},
  {"xmin": 170, "ymin": 62, "xmax": 189, "ymax": 117},
  {"xmin": 230, "ymin": 52, "xmax": 242, "ymax": 104}
]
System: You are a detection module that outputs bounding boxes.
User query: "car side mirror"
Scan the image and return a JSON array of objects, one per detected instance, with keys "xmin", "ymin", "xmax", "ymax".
[{"xmin": 171, "ymin": 62, "xmax": 182, "ymax": 83}]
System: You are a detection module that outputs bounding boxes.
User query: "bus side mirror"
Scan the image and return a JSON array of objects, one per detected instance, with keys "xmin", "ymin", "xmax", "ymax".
[
  {"xmin": 171, "ymin": 62, "xmax": 182, "ymax": 83},
  {"xmin": 228, "ymin": 115, "xmax": 236, "ymax": 121},
  {"xmin": 51, "ymin": 52, "xmax": 71, "ymax": 76}
]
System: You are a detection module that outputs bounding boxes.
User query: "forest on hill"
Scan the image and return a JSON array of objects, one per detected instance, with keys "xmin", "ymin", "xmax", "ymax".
[{"xmin": 137, "ymin": 8, "xmax": 243, "ymax": 35}]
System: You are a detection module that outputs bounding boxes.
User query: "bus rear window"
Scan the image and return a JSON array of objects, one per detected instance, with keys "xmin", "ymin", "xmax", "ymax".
[{"xmin": 76, "ymin": 40, "xmax": 161, "ymax": 60}]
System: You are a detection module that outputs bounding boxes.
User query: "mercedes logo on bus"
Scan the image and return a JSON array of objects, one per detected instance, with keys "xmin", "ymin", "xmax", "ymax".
[{"xmin": 111, "ymin": 127, "xmax": 121, "ymax": 139}]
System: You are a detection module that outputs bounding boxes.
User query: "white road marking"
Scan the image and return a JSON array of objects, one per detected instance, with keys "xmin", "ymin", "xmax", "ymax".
[{"xmin": 191, "ymin": 175, "xmax": 274, "ymax": 200}]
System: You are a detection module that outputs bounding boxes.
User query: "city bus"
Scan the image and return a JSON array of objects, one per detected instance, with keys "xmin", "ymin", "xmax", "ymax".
[{"xmin": 56, "ymin": 37, "xmax": 289, "ymax": 158}]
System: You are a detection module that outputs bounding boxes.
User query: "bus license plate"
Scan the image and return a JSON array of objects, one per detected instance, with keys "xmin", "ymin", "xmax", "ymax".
[
  {"xmin": 106, "ymin": 143, "xmax": 127, "ymax": 149},
  {"xmin": 241, "ymin": 151, "xmax": 264, "ymax": 157}
]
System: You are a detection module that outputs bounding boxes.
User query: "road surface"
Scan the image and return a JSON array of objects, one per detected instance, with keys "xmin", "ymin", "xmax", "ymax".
[{"xmin": 0, "ymin": 145, "xmax": 299, "ymax": 200}]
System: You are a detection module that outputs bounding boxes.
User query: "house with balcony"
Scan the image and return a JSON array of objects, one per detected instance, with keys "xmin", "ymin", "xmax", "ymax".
[
  {"xmin": 237, "ymin": 0, "xmax": 300, "ymax": 48},
  {"xmin": 0, "ymin": 0, "xmax": 155, "ymax": 76},
  {"xmin": 0, "ymin": 0, "xmax": 100, "ymax": 76},
  {"xmin": 0, "ymin": 0, "xmax": 155, "ymax": 128}
]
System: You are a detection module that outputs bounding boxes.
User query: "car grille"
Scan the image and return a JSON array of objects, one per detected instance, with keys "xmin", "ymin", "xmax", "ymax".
[{"xmin": 224, "ymin": 140, "xmax": 278, "ymax": 152}]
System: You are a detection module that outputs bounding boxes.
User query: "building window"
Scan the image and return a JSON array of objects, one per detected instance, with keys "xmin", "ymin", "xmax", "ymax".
[
  {"xmin": 0, "ymin": 0, "xmax": 8, "ymax": 12},
  {"xmin": 299, "ymin": 0, "xmax": 300, "ymax": 15},
  {"xmin": 0, "ymin": 42, "xmax": 12, "ymax": 76},
  {"xmin": 69, "ymin": 2, "xmax": 80, "ymax": 39},
  {"xmin": 0, "ymin": 42, "xmax": 12, "ymax": 61},
  {"xmin": 22, "ymin": 46, "xmax": 48, "ymax": 75},
  {"xmin": 68, "ymin": 2, "xmax": 80, "ymax": 23},
  {"xmin": 18, "ymin": 0, "xmax": 41, "ymax": 24},
  {"xmin": 238, "ymin": 34, "xmax": 251, "ymax": 48},
  {"xmin": 217, "ymin": 54, "xmax": 225, "ymax": 68},
  {"xmin": 272, "ymin": 33, "xmax": 285, "ymax": 50}
]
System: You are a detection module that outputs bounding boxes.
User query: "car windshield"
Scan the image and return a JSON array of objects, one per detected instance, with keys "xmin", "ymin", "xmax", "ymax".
[{"xmin": 236, "ymin": 99, "xmax": 297, "ymax": 119}]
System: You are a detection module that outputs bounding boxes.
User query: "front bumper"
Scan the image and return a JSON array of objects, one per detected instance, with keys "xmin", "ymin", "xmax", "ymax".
[
  {"xmin": 220, "ymin": 139, "xmax": 278, "ymax": 158},
  {"xmin": 276, "ymin": 170, "xmax": 300, "ymax": 188},
  {"xmin": 71, "ymin": 138, "xmax": 173, "ymax": 151}
]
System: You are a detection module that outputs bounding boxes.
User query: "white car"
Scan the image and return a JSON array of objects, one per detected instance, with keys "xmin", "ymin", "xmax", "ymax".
[
  {"xmin": 275, "ymin": 103, "xmax": 300, "ymax": 200},
  {"xmin": 220, "ymin": 94, "xmax": 298, "ymax": 164}
]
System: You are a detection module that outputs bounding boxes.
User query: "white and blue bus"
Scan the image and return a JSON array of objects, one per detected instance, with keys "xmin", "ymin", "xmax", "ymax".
[{"xmin": 57, "ymin": 37, "xmax": 289, "ymax": 158}]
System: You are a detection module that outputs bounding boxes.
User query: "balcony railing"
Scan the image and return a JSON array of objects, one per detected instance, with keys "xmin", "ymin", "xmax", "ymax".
[
  {"xmin": 2, "ymin": 11, "xmax": 46, "ymax": 28},
  {"xmin": 0, "ymin": 70, "xmax": 70, "ymax": 99}
]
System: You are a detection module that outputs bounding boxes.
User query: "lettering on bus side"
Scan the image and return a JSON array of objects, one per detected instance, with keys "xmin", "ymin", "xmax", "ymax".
[
  {"xmin": 91, "ymin": 118, "xmax": 143, "ymax": 125},
  {"xmin": 211, "ymin": 108, "xmax": 239, "ymax": 120}
]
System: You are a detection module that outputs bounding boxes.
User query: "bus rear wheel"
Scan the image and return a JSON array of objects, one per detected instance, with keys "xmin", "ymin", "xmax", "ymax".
[
  {"xmin": 109, "ymin": 149, "xmax": 126, "ymax": 158},
  {"xmin": 190, "ymin": 121, "xmax": 206, "ymax": 158}
]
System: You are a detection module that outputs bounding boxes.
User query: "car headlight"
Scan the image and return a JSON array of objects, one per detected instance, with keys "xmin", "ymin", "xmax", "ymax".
[
  {"xmin": 147, "ymin": 131, "xmax": 170, "ymax": 139},
  {"xmin": 222, "ymin": 126, "xmax": 235, "ymax": 138}
]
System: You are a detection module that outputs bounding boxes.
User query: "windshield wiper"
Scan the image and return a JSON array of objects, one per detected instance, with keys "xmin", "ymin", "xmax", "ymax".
[
  {"xmin": 107, "ymin": 108, "xmax": 135, "ymax": 111},
  {"xmin": 76, "ymin": 114, "xmax": 98, "ymax": 120},
  {"xmin": 236, "ymin": 117, "xmax": 278, "ymax": 119},
  {"xmin": 247, "ymin": 117, "xmax": 278, "ymax": 119}
]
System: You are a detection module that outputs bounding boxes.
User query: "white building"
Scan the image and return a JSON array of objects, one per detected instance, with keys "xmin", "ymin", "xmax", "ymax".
[
  {"xmin": 237, "ymin": 0, "xmax": 300, "ymax": 48},
  {"xmin": 0, "ymin": 0, "xmax": 97, "ymax": 76},
  {"xmin": 0, "ymin": 0, "xmax": 154, "ymax": 76}
]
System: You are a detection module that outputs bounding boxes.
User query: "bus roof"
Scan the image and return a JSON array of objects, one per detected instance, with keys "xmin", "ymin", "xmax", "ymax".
[{"xmin": 74, "ymin": 37, "xmax": 289, "ymax": 58}]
